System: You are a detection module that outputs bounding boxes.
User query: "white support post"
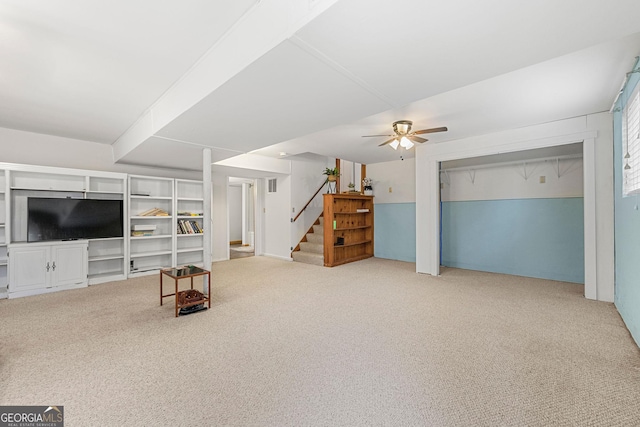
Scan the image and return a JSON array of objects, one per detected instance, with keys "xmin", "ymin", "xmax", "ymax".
[
  {"xmin": 583, "ymin": 138, "xmax": 597, "ymax": 300},
  {"xmin": 203, "ymin": 149, "xmax": 212, "ymax": 285}
]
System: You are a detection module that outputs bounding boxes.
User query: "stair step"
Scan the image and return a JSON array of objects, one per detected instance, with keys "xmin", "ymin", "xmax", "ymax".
[
  {"xmin": 306, "ymin": 233, "xmax": 323, "ymax": 244},
  {"xmin": 299, "ymin": 241, "xmax": 323, "ymax": 254},
  {"xmin": 312, "ymin": 224, "xmax": 324, "ymax": 234},
  {"xmin": 292, "ymin": 251, "xmax": 324, "ymax": 266}
]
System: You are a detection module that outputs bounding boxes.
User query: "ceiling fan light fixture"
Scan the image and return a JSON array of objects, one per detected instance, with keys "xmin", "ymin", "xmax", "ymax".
[
  {"xmin": 390, "ymin": 139, "xmax": 400, "ymax": 150},
  {"xmin": 400, "ymin": 136, "xmax": 414, "ymax": 149}
]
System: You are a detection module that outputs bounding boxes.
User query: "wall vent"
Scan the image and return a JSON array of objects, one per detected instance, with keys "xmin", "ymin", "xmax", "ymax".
[{"xmin": 268, "ymin": 178, "xmax": 277, "ymax": 193}]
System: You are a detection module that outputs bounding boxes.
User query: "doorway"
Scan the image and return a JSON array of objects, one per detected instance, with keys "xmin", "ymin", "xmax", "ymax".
[{"xmin": 228, "ymin": 177, "xmax": 256, "ymax": 260}]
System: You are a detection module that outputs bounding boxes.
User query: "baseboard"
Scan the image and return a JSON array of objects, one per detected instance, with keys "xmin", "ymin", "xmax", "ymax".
[{"xmin": 263, "ymin": 253, "xmax": 293, "ymax": 262}]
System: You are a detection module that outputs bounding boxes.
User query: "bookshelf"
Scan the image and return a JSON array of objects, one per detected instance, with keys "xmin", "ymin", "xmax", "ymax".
[
  {"xmin": 175, "ymin": 179, "xmax": 205, "ymax": 267},
  {"xmin": 85, "ymin": 175, "xmax": 126, "ymax": 285},
  {"xmin": 322, "ymin": 194, "xmax": 374, "ymax": 267},
  {"xmin": 128, "ymin": 175, "xmax": 175, "ymax": 276}
]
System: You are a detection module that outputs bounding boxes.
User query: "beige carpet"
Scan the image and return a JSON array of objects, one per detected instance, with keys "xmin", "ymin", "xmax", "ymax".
[{"xmin": 1, "ymin": 257, "xmax": 639, "ymax": 426}]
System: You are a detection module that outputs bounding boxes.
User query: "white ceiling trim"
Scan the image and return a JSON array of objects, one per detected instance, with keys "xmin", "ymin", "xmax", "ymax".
[
  {"xmin": 289, "ymin": 35, "xmax": 398, "ymax": 109},
  {"xmin": 152, "ymin": 135, "xmax": 245, "ymax": 155}
]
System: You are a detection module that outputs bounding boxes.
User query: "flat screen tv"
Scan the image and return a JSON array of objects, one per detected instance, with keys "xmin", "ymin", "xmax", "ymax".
[{"xmin": 27, "ymin": 198, "xmax": 124, "ymax": 242}]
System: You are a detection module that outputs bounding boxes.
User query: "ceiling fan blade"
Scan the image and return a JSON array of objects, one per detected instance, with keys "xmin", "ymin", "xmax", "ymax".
[
  {"xmin": 413, "ymin": 126, "xmax": 448, "ymax": 135},
  {"xmin": 362, "ymin": 134, "xmax": 393, "ymax": 137},
  {"xmin": 408, "ymin": 135, "xmax": 428, "ymax": 143},
  {"xmin": 378, "ymin": 137, "xmax": 398, "ymax": 147}
]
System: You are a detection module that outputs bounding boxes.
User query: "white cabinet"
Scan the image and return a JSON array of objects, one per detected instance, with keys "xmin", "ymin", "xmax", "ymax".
[{"xmin": 8, "ymin": 240, "xmax": 88, "ymax": 298}]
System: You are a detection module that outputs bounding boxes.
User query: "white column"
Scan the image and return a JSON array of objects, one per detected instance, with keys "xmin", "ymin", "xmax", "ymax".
[
  {"xmin": 241, "ymin": 183, "xmax": 249, "ymax": 245},
  {"xmin": 203, "ymin": 149, "xmax": 212, "ymax": 279},
  {"xmin": 583, "ymin": 138, "xmax": 597, "ymax": 300}
]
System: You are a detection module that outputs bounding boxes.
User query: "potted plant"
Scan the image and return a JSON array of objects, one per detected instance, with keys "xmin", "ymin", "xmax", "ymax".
[
  {"xmin": 323, "ymin": 167, "xmax": 340, "ymax": 182},
  {"xmin": 348, "ymin": 182, "xmax": 355, "ymax": 192},
  {"xmin": 362, "ymin": 177, "xmax": 373, "ymax": 196}
]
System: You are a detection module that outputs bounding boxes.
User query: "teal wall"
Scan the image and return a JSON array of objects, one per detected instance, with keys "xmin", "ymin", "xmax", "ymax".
[
  {"xmin": 441, "ymin": 198, "xmax": 584, "ymax": 283},
  {"xmin": 374, "ymin": 203, "xmax": 416, "ymax": 262},
  {"xmin": 613, "ymin": 60, "xmax": 640, "ymax": 346}
]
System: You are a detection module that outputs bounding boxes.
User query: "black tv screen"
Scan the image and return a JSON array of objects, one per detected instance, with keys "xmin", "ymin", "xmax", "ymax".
[{"xmin": 27, "ymin": 198, "xmax": 124, "ymax": 242}]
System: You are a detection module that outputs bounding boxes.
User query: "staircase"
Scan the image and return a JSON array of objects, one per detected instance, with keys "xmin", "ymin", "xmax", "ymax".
[{"xmin": 292, "ymin": 216, "xmax": 324, "ymax": 266}]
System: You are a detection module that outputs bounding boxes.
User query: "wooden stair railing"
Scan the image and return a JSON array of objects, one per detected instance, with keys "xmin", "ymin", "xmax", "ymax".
[
  {"xmin": 291, "ymin": 180, "xmax": 327, "ymax": 255},
  {"xmin": 292, "ymin": 180, "xmax": 327, "ymax": 223}
]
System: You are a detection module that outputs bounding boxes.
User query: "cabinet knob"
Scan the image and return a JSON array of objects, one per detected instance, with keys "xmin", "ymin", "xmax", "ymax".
[
  {"xmin": 52, "ymin": 262, "xmax": 56, "ymax": 271},
  {"xmin": 46, "ymin": 262, "xmax": 50, "ymax": 272}
]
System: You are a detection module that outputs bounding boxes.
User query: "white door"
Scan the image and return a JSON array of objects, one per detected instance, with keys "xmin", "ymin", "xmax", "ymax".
[
  {"xmin": 9, "ymin": 245, "xmax": 49, "ymax": 292},
  {"xmin": 52, "ymin": 243, "xmax": 88, "ymax": 288}
]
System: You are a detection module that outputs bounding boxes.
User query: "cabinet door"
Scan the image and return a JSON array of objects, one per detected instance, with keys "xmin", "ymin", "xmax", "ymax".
[
  {"xmin": 52, "ymin": 243, "xmax": 88, "ymax": 288},
  {"xmin": 9, "ymin": 246, "xmax": 49, "ymax": 292}
]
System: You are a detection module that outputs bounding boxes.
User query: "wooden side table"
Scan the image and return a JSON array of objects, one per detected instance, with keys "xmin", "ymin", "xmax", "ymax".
[{"xmin": 160, "ymin": 266, "xmax": 211, "ymax": 317}]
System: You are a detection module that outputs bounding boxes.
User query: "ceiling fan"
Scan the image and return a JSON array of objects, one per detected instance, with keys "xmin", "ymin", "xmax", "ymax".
[{"xmin": 362, "ymin": 120, "xmax": 448, "ymax": 150}]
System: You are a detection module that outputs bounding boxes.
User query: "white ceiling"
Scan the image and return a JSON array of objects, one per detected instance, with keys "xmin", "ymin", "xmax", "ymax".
[
  {"xmin": 2, "ymin": 0, "xmax": 640, "ymax": 171},
  {"xmin": 0, "ymin": 0, "xmax": 257, "ymax": 142}
]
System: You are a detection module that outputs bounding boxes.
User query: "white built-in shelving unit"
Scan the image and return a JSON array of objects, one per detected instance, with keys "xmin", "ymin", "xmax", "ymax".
[
  {"xmin": 2, "ymin": 164, "xmax": 128, "ymax": 289},
  {"xmin": 85, "ymin": 175, "xmax": 127, "ymax": 284},
  {"xmin": 0, "ymin": 163, "xmax": 206, "ymax": 298},
  {"xmin": 175, "ymin": 179, "xmax": 205, "ymax": 267},
  {"xmin": 128, "ymin": 175, "xmax": 175, "ymax": 276}
]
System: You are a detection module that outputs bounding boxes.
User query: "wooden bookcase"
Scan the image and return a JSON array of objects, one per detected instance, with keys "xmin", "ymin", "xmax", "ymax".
[{"xmin": 323, "ymin": 194, "xmax": 374, "ymax": 267}]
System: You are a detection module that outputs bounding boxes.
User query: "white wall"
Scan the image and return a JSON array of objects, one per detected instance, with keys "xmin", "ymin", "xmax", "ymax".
[
  {"xmin": 228, "ymin": 185, "xmax": 243, "ymax": 242},
  {"xmin": 290, "ymin": 156, "xmax": 333, "ymax": 248},
  {"xmin": 264, "ymin": 174, "xmax": 292, "ymax": 260},
  {"xmin": 338, "ymin": 159, "xmax": 362, "ymax": 193},
  {"xmin": 0, "ymin": 127, "xmax": 200, "ymax": 180},
  {"xmin": 367, "ymin": 158, "xmax": 416, "ymax": 204},
  {"xmin": 212, "ymin": 174, "xmax": 229, "ymax": 262},
  {"xmin": 441, "ymin": 158, "xmax": 583, "ymax": 201}
]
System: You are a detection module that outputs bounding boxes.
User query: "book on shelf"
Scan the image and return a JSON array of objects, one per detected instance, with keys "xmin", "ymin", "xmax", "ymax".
[
  {"xmin": 131, "ymin": 191, "xmax": 150, "ymax": 196},
  {"xmin": 138, "ymin": 207, "xmax": 169, "ymax": 216},
  {"xmin": 356, "ymin": 208, "xmax": 370, "ymax": 212},
  {"xmin": 177, "ymin": 211, "xmax": 203, "ymax": 216},
  {"xmin": 132, "ymin": 224, "xmax": 157, "ymax": 231},
  {"xmin": 177, "ymin": 219, "xmax": 203, "ymax": 234},
  {"xmin": 131, "ymin": 230, "xmax": 154, "ymax": 237}
]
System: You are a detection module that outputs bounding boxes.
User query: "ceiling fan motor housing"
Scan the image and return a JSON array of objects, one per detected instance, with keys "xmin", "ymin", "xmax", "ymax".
[{"xmin": 393, "ymin": 120, "xmax": 412, "ymax": 135}]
